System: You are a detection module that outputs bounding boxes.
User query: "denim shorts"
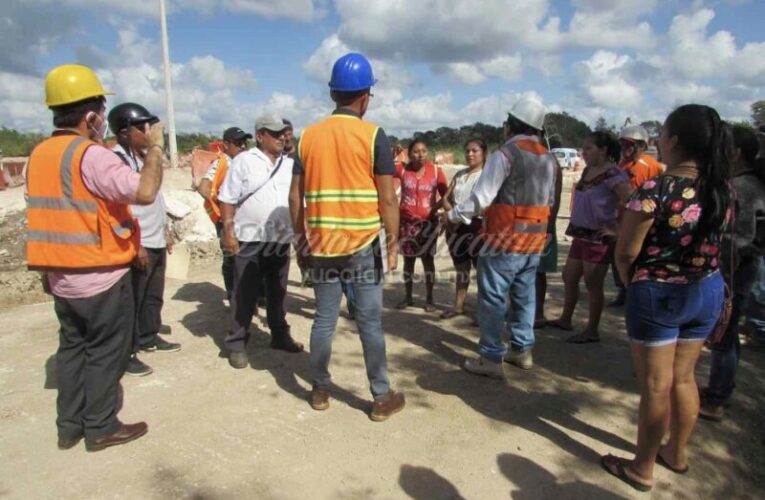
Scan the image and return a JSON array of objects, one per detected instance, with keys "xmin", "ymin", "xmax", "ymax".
[{"xmin": 626, "ymin": 272, "xmax": 724, "ymax": 347}]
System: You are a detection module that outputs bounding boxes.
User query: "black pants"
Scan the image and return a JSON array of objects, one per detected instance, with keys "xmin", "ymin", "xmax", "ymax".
[
  {"xmin": 54, "ymin": 272, "xmax": 134, "ymax": 441},
  {"xmin": 216, "ymin": 223, "xmax": 235, "ymax": 300},
  {"xmin": 132, "ymin": 247, "xmax": 166, "ymax": 351},
  {"xmin": 224, "ymin": 241, "xmax": 291, "ymax": 352}
]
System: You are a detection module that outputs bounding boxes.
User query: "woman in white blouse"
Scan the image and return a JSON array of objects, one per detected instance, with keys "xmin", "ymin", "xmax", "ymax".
[{"xmin": 440, "ymin": 138, "xmax": 487, "ymax": 319}]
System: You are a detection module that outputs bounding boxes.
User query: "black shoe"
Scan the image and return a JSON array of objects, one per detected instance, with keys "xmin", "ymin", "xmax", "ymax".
[
  {"xmin": 158, "ymin": 324, "xmax": 172, "ymax": 334},
  {"xmin": 125, "ymin": 354, "xmax": 153, "ymax": 377},
  {"xmin": 228, "ymin": 351, "xmax": 248, "ymax": 369},
  {"xmin": 141, "ymin": 336, "xmax": 181, "ymax": 353},
  {"xmin": 608, "ymin": 289, "xmax": 626, "ymax": 307}
]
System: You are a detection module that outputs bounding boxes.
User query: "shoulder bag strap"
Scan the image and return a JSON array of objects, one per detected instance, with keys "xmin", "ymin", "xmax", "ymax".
[{"xmin": 236, "ymin": 155, "xmax": 285, "ymax": 208}]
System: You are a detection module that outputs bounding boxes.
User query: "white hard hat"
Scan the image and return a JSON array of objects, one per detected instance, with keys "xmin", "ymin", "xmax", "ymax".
[
  {"xmin": 508, "ymin": 98, "xmax": 546, "ymax": 131},
  {"xmin": 619, "ymin": 125, "xmax": 649, "ymax": 143}
]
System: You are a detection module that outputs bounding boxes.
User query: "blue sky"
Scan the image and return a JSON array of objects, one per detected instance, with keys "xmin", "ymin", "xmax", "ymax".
[{"xmin": 2, "ymin": 0, "xmax": 764, "ymax": 138}]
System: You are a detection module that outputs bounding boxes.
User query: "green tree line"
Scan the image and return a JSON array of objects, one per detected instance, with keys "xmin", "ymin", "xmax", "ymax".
[{"xmin": 2, "ymin": 101, "xmax": 762, "ymax": 157}]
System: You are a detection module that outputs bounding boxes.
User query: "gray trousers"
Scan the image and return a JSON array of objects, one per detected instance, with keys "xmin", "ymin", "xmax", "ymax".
[
  {"xmin": 224, "ymin": 241, "xmax": 291, "ymax": 352},
  {"xmin": 132, "ymin": 247, "xmax": 166, "ymax": 351},
  {"xmin": 53, "ymin": 272, "xmax": 134, "ymax": 442},
  {"xmin": 309, "ymin": 240, "xmax": 390, "ymax": 398}
]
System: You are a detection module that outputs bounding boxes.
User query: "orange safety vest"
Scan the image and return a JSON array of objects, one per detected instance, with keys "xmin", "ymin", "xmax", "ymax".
[
  {"xmin": 482, "ymin": 137, "xmax": 556, "ymax": 254},
  {"xmin": 203, "ymin": 153, "xmax": 229, "ymax": 224},
  {"xmin": 299, "ymin": 114, "xmax": 382, "ymax": 257},
  {"xmin": 26, "ymin": 134, "xmax": 139, "ymax": 271},
  {"xmin": 621, "ymin": 153, "xmax": 664, "ymax": 189}
]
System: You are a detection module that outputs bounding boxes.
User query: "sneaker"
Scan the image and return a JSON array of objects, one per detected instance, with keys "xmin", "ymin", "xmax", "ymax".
[
  {"xmin": 125, "ymin": 354, "xmax": 153, "ymax": 377},
  {"xmin": 504, "ymin": 350, "xmax": 533, "ymax": 370},
  {"xmin": 699, "ymin": 401, "xmax": 724, "ymax": 421},
  {"xmin": 370, "ymin": 390, "xmax": 405, "ymax": 422},
  {"xmin": 310, "ymin": 385, "xmax": 330, "ymax": 411},
  {"xmin": 270, "ymin": 335, "xmax": 304, "ymax": 353},
  {"xmin": 228, "ymin": 351, "xmax": 248, "ymax": 369},
  {"xmin": 141, "ymin": 336, "xmax": 181, "ymax": 353},
  {"xmin": 463, "ymin": 356, "xmax": 505, "ymax": 379}
]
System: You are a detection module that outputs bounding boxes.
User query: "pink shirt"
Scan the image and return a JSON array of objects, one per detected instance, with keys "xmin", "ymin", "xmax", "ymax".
[{"xmin": 46, "ymin": 144, "xmax": 141, "ymax": 299}]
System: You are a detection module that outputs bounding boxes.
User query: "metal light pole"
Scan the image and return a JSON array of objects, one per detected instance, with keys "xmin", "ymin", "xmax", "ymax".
[{"xmin": 159, "ymin": 0, "xmax": 178, "ymax": 168}]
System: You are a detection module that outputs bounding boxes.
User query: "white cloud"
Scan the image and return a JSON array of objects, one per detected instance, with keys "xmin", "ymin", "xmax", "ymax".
[{"xmin": 574, "ymin": 51, "xmax": 642, "ymax": 112}]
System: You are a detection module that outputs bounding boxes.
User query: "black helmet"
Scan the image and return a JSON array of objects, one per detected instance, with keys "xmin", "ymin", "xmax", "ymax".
[{"xmin": 108, "ymin": 102, "xmax": 159, "ymax": 134}]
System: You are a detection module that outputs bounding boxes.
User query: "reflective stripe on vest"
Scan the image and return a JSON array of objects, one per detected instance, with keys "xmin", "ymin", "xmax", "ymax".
[
  {"xmin": 26, "ymin": 134, "xmax": 139, "ymax": 270},
  {"xmin": 482, "ymin": 136, "xmax": 555, "ymax": 254},
  {"xmin": 300, "ymin": 114, "xmax": 382, "ymax": 256}
]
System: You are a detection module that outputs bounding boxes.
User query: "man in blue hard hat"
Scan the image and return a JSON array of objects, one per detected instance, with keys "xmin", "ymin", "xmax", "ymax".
[{"xmin": 289, "ymin": 52, "xmax": 404, "ymax": 421}]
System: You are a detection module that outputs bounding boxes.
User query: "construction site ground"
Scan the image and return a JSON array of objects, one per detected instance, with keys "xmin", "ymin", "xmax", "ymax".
[{"xmin": 1, "ymin": 168, "xmax": 763, "ymax": 499}]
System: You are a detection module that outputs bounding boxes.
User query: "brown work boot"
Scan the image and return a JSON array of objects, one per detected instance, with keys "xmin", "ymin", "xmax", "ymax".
[
  {"xmin": 369, "ymin": 390, "xmax": 405, "ymax": 422},
  {"xmin": 310, "ymin": 385, "xmax": 330, "ymax": 411},
  {"xmin": 86, "ymin": 422, "xmax": 148, "ymax": 452}
]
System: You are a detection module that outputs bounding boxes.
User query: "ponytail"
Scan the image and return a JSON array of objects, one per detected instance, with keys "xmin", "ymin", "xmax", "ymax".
[{"xmin": 665, "ymin": 104, "xmax": 732, "ymax": 240}]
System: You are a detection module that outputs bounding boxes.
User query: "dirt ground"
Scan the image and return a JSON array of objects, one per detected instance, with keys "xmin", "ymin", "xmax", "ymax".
[{"xmin": 1, "ymin": 169, "xmax": 763, "ymax": 499}]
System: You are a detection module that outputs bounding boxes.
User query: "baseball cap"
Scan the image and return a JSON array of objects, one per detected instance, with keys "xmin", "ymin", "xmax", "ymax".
[
  {"xmin": 255, "ymin": 113, "xmax": 288, "ymax": 133},
  {"xmin": 223, "ymin": 127, "xmax": 253, "ymax": 142}
]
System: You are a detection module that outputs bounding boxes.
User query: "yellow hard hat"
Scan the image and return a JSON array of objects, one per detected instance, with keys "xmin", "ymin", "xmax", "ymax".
[{"xmin": 44, "ymin": 64, "xmax": 114, "ymax": 107}]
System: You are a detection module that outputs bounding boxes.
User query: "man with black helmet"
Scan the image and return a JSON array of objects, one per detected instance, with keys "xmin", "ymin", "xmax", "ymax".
[
  {"xmin": 26, "ymin": 64, "xmax": 163, "ymax": 451},
  {"xmin": 109, "ymin": 102, "xmax": 181, "ymax": 378}
]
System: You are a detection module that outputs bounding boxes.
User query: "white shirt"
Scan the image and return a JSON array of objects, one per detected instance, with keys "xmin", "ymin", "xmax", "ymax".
[
  {"xmin": 217, "ymin": 147, "xmax": 293, "ymax": 244},
  {"xmin": 204, "ymin": 154, "xmax": 230, "ymax": 181},
  {"xmin": 112, "ymin": 143, "xmax": 167, "ymax": 248},
  {"xmin": 451, "ymin": 168, "xmax": 482, "ymax": 207},
  {"xmin": 448, "ymin": 148, "xmax": 512, "ymax": 225}
]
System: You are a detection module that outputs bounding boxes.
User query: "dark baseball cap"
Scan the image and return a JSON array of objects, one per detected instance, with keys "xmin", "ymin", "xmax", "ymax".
[{"xmin": 223, "ymin": 127, "xmax": 253, "ymax": 142}]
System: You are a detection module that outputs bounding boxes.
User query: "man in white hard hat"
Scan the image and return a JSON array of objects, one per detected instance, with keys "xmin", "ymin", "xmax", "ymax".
[
  {"xmin": 608, "ymin": 125, "xmax": 665, "ymax": 306},
  {"xmin": 445, "ymin": 97, "xmax": 557, "ymax": 378}
]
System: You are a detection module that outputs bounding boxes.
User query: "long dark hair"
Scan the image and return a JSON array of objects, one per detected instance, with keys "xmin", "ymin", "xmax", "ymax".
[
  {"xmin": 731, "ymin": 125, "xmax": 765, "ymax": 185},
  {"xmin": 587, "ymin": 131, "xmax": 621, "ymax": 163},
  {"xmin": 664, "ymin": 104, "xmax": 732, "ymax": 238}
]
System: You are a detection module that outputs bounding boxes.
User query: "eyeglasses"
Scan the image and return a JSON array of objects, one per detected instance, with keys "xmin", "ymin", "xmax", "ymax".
[{"xmin": 264, "ymin": 129, "xmax": 287, "ymax": 138}]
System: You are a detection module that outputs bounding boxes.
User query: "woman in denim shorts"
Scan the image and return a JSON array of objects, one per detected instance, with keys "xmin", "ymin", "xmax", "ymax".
[{"xmin": 600, "ymin": 104, "xmax": 732, "ymax": 492}]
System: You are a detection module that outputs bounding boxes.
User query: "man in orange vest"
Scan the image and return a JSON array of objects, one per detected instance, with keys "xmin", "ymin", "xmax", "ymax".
[
  {"xmin": 197, "ymin": 127, "xmax": 251, "ymax": 300},
  {"xmin": 446, "ymin": 98, "xmax": 557, "ymax": 378},
  {"xmin": 26, "ymin": 64, "xmax": 164, "ymax": 451},
  {"xmin": 289, "ymin": 52, "xmax": 404, "ymax": 421},
  {"xmin": 608, "ymin": 125, "xmax": 665, "ymax": 306}
]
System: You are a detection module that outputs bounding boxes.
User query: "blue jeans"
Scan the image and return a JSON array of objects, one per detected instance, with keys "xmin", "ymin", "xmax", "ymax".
[
  {"xmin": 744, "ymin": 255, "xmax": 765, "ymax": 336},
  {"xmin": 477, "ymin": 252, "xmax": 540, "ymax": 362},
  {"xmin": 706, "ymin": 257, "xmax": 761, "ymax": 406},
  {"xmin": 309, "ymin": 241, "xmax": 389, "ymax": 398}
]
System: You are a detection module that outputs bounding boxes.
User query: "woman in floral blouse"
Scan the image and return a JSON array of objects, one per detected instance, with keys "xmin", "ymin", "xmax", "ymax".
[{"xmin": 602, "ymin": 105, "xmax": 732, "ymax": 492}]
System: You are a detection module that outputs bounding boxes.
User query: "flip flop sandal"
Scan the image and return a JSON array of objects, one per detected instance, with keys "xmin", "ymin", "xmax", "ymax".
[
  {"xmin": 601, "ymin": 454, "xmax": 653, "ymax": 492},
  {"xmin": 548, "ymin": 320, "xmax": 574, "ymax": 331},
  {"xmin": 656, "ymin": 452, "xmax": 689, "ymax": 474},
  {"xmin": 566, "ymin": 333, "xmax": 601, "ymax": 344},
  {"xmin": 440, "ymin": 309, "xmax": 464, "ymax": 320}
]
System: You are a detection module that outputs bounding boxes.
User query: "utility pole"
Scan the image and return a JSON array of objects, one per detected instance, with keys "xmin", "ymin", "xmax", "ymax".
[{"xmin": 159, "ymin": 0, "xmax": 178, "ymax": 168}]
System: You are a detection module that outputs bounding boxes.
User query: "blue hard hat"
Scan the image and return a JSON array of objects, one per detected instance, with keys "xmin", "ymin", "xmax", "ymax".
[{"xmin": 328, "ymin": 52, "xmax": 377, "ymax": 92}]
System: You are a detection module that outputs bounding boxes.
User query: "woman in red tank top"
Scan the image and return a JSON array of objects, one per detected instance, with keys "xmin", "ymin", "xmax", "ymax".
[{"xmin": 394, "ymin": 139, "xmax": 448, "ymax": 311}]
